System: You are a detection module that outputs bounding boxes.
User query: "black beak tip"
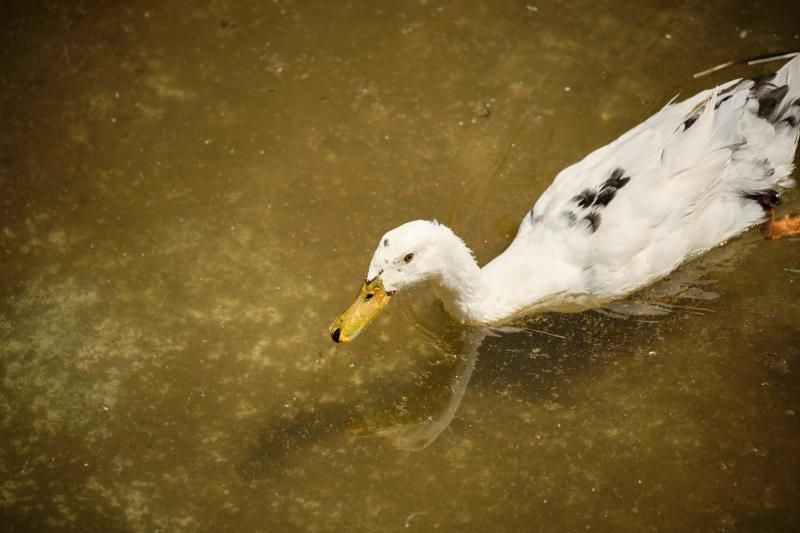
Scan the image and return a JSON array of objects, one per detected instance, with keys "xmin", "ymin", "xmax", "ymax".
[{"xmin": 331, "ymin": 327, "xmax": 341, "ymax": 343}]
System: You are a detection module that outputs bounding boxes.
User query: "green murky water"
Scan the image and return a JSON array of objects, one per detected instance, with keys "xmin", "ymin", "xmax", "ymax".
[{"xmin": 2, "ymin": 1, "xmax": 800, "ymax": 531}]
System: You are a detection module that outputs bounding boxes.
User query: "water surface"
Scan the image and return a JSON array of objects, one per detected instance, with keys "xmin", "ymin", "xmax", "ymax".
[{"xmin": 1, "ymin": 1, "xmax": 800, "ymax": 531}]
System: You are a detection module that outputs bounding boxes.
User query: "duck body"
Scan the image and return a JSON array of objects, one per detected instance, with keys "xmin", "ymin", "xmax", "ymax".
[
  {"xmin": 330, "ymin": 56, "xmax": 800, "ymax": 343},
  {"xmin": 470, "ymin": 57, "xmax": 800, "ymax": 321}
]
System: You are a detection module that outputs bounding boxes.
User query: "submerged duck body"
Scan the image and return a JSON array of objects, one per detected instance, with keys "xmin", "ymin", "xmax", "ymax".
[{"xmin": 330, "ymin": 56, "xmax": 800, "ymax": 343}]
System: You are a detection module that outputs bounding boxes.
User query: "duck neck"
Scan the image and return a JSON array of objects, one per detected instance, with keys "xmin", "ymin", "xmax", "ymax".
[
  {"xmin": 429, "ymin": 230, "xmax": 491, "ymax": 323},
  {"xmin": 429, "ymin": 226, "xmax": 580, "ymax": 324}
]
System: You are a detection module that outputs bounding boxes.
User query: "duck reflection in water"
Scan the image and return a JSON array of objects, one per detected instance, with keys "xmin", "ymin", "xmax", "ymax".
[{"xmin": 369, "ymin": 328, "xmax": 487, "ymax": 451}]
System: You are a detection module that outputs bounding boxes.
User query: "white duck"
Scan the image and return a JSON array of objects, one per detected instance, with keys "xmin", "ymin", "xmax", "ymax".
[{"xmin": 330, "ymin": 56, "xmax": 800, "ymax": 343}]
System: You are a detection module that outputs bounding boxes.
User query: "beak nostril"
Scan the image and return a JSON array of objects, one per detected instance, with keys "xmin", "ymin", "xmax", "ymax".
[
  {"xmin": 365, "ymin": 293, "xmax": 374, "ymax": 301},
  {"xmin": 331, "ymin": 327, "xmax": 342, "ymax": 343}
]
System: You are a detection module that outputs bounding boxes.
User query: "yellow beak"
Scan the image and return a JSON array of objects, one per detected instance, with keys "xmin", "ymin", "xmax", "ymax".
[{"xmin": 329, "ymin": 276, "xmax": 393, "ymax": 343}]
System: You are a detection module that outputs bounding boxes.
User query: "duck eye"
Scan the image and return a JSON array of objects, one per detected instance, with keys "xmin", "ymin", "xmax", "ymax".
[{"xmin": 403, "ymin": 253, "xmax": 415, "ymax": 263}]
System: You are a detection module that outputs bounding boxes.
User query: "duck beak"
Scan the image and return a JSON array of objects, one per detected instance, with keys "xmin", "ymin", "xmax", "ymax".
[{"xmin": 329, "ymin": 276, "xmax": 394, "ymax": 343}]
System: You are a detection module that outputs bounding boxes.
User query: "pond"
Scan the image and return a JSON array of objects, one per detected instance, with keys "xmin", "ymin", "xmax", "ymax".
[{"xmin": 1, "ymin": 0, "xmax": 799, "ymax": 530}]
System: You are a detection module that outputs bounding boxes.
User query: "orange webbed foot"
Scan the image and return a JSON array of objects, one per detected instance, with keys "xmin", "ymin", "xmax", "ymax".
[{"xmin": 763, "ymin": 210, "xmax": 800, "ymax": 240}]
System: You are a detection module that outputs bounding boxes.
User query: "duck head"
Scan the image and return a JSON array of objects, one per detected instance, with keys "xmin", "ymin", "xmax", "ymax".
[{"xmin": 329, "ymin": 220, "xmax": 449, "ymax": 343}]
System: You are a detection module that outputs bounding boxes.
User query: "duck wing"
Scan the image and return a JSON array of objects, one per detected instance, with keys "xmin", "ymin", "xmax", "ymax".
[{"xmin": 516, "ymin": 56, "xmax": 800, "ymax": 296}]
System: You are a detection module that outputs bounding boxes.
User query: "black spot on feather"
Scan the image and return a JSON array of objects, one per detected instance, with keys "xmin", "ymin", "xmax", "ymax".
[
  {"xmin": 562, "ymin": 210, "xmax": 578, "ymax": 225},
  {"xmin": 572, "ymin": 167, "xmax": 631, "ymax": 215},
  {"xmin": 714, "ymin": 94, "xmax": 733, "ymax": 110},
  {"xmin": 603, "ymin": 168, "xmax": 630, "ymax": 190},
  {"xmin": 383, "ymin": 238, "xmax": 389, "ymax": 247},
  {"xmin": 751, "ymin": 72, "xmax": 777, "ymax": 97},
  {"xmin": 683, "ymin": 115, "xmax": 699, "ymax": 130},
  {"xmin": 573, "ymin": 189, "xmax": 596, "ymax": 208},
  {"xmin": 743, "ymin": 189, "xmax": 781, "ymax": 211},
  {"xmin": 781, "ymin": 98, "xmax": 800, "ymax": 128},
  {"xmin": 594, "ymin": 187, "xmax": 617, "ymax": 207},
  {"xmin": 757, "ymin": 85, "xmax": 789, "ymax": 120},
  {"xmin": 584, "ymin": 212, "xmax": 601, "ymax": 233}
]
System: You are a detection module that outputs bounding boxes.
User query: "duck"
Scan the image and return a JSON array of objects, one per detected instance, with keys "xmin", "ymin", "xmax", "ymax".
[{"xmin": 330, "ymin": 55, "xmax": 800, "ymax": 344}]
